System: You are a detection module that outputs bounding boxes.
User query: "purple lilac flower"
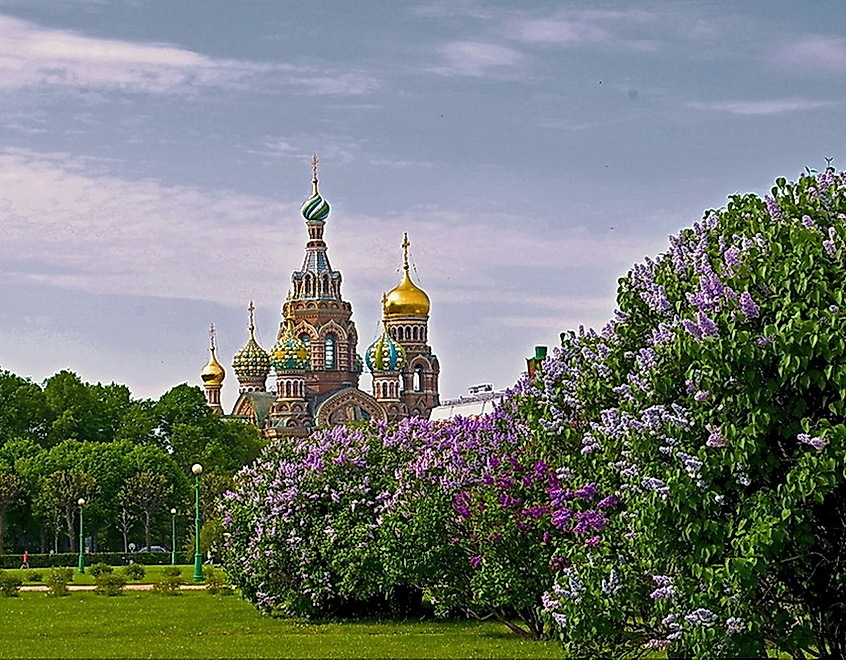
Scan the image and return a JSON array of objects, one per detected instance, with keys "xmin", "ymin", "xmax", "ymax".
[
  {"xmin": 798, "ymin": 433, "xmax": 828, "ymax": 449},
  {"xmin": 685, "ymin": 608, "xmax": 717, "ymax": 627},
  {"xmin": 642, "ymin": 477, "xmax": 670, "ymax": 497},
  {"xmin": 574, "ymin": 483, "xmax": 597, "ymax": 502},
  {"xmin": 739, "ymin": 291, "xmax": 760, "ymax": 319},
  {"xmin": 584, "ymin": 536, "xmax": 600, "ymax": 547},
  {"xmin": 706, "ymin": 424, "xmax": 727, "ymax": 447},
  {"xmin": 726, "ymin": 617, "xmax": 745, "ymax": 634},
  {"xmin": 756, "ymin": 335, "xmax": 772, "ymax": 346},
  {"xmin": 551, "ymin": 509, "xmax": 573, "ymax": 529},
  {"xmin": 765, "ymin": 196, "xmax": 783, "ymax": 221},
  {"xmin": 802, "ymin": 214, "xmax": 816, "ymax": 228},
  {"xmin": 723, "ymin": 246, "xmax": 741, "ymax": 269},
  {"xmin": 830, "ymin": 305, "xmax": 840, "ymax": 313},
  {"xmin": 694, "ymin": 390, "xmax": 709, "ymax": 402},
  {"xmin": 597, "ymin": 494, "xmax": 619, "ymax": 509},
  {"xmin": 682, "ymin": 319, "xmax": 703, "ymax": 340},
  {"xmin": 550, "ymin": 557, "xmax": 567, "ymax": 571},
  {"xmin": 697, "ymin": 311, "xmax": 719, "ymax": 338},
  {"xmin": 572, "ymin": 510, "xmax": 607, "ymax": 533},
  {"xmin": 469, "ymin": 555, "xmax": 482, "ymax": 569},
  {"xmin": 824, "ymin": 240, "xmax": 837, "ymax": 256}
]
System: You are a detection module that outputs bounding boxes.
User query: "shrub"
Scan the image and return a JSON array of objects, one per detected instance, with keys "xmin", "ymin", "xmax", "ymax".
[
  {"xmin": 44, "ymin": 567, "xmax": 72, "ymax": 597},
  {"xmin": 121, "ymin": 563, "xmax": 146, "ymax": 581},
  {"xmin": 94, "ymin": 572, "xmax": 127, "ymax": 596},
  {"xmin": 526, "ymin": 168, "xmax": 846, "ymax": 658},
  {"xmin": 89, "ymin": 563, "xmax": 113, "ymax": 578},
  {"xmin": 153, "ymin": 567, "xmax": 183, "ymax": 595},
  {"xmin": 202, "ymin": 566, "xmax": 233, "ymax": 596},
  {"xmin": 0, "ymin": 570, "xmax": 23, "ymax": 597},
  {"xmin": 25, "ymin": 570, "xmax": 43, "ymax": 582}
]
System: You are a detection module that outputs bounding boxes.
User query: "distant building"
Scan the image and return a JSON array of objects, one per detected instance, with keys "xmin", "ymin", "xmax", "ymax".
[
  {"xmin": 200, "ymin": 157, "xmax": 440, "ymax": 438},
  {"xmin": 429, "ymin": 383, "xmax": 507, "ymax": 421}
]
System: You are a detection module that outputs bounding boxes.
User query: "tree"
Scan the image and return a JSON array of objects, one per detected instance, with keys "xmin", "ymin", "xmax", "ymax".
[
  {"xmin": 0, "ymin": 370, "xmax": 51, "ymax": 444},
  {"xmin": 0, "ymin": 468, "xmax": 24, "ymax": 554},
  {"xmin": 115, "ymin": 488, "xmax": 138, "ymax": 553},
  {"xmin": 39, "ymin": 469, "xmax": 96, "ymax": 553},
  {"xmin": 122, "ymin": 471, "xmax": 172, "ymax": 551}
]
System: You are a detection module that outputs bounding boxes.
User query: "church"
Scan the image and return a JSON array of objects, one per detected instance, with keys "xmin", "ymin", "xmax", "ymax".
[{"xmin": 199, "ymin": 157, "xmax": 440, "ymax": 438}]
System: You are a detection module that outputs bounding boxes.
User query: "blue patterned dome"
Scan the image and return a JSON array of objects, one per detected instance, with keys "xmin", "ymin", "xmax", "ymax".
[
  {"xmin": 271, "ymin": 323, "xmax": 310, "ymax": 371},
  {"xmin": 365, "ymin": 329, "xmax": 406, "ymax": 373}
]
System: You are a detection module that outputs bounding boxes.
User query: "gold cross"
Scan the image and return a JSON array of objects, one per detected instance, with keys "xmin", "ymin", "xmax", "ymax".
[
  {"xmin": 402, "ymin": 232, "xmax": 410, "ymax": 270},
  {"xmin": 311, "ymin": 154, "xmax": 319, "ymax": 195},
  {"xmin": 248, "ymin": 301, "xmax": 256, "ymax": 337}
]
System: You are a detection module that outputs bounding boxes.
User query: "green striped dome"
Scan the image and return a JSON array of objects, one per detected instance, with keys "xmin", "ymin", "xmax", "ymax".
[
  {"xmin": 301, "ymin": 192, "xmax": 330, "ymax": 223},
  {"xmin": 365, "ymin": 330, "xmax": 406, "ymax": 373}
]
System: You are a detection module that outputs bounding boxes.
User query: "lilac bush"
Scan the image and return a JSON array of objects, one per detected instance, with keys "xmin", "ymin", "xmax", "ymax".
[{"xmin": 524, "ymin": 168, "xmax": 846, "ymax": 658}]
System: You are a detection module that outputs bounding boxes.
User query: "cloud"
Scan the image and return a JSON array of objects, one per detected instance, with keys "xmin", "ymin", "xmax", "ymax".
[
  {"xmin": 0, "ymin": 13, "xmax": 379, "ymax": 95},
  {"xmin": 505, "ymin": 8, "xmax": 659, "ymax": 51},
  {"xmin": 775, "ymin": 35, "xmax": 846, "ymax": 73},
  {"xmin": 685, "ymin": 98, "xmax": 836, "ymax": 116},
  {"xmin": 0, "ymin": 148, "xmax": 660, "ymax": 313},
  {"xmin": 435, "ymin": 41, "xmax": 527, "ymax": 77}
]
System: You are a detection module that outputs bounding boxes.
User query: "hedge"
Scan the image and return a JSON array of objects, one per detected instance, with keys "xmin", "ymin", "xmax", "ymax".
[{"xmin": 0, "ymin": 552, "xmax": 175, "ymax": 569}]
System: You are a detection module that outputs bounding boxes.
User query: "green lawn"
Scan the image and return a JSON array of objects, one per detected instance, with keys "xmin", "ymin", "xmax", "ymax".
[
  {"xmin": 0, "ymin": 591, "xmax": 561, "ymax": 659},
  {"xmin": 8, "ymin": 563, "xmax": 199, "ymax": 586}
]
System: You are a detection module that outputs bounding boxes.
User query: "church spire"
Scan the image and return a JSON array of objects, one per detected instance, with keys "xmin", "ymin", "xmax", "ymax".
[{"xmin": 201, "ymin": 323, "xmax": 226, "ymax": 413}]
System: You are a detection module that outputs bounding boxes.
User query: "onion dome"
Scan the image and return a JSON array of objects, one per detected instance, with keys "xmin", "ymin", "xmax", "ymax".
[
  {"xmin": 366, "ymin": 326, "xmax": 407, "ymax": 373},
  {"xmin": 301, "ymin": 155, "xmax": 331, "ymax": 223},
  {"xmin": 201, "ymin": 323, "xmax": 226, "ymax": 386},
  {"xmin": 271, "ymin": 321, "xmax": 310, "ymax": 371},
  {"xmin": 232, "ymin": 302, "xmax": 271, "ymax": 382},
  {"xmin": 384, "ymin": 233, "xmax": 430, "ymax": 318}
]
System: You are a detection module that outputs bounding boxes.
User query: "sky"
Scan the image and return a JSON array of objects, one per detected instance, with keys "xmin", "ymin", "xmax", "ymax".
[{"xmin": 0, "ymin": 0, "xmax": 844, "ymax": 409}]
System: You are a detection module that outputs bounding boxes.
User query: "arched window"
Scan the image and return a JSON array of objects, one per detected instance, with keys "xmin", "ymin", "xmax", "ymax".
[
  {"xmin": 299, "ymin": 333, "xmax": 311, "ymax": 352},
  {"xmin": 413, "ymin": 365, "xmax": 424, "ymax": 392},
  {"xmin": 325, "ymin": 334, "xmax": 336, "ymax": 370}
]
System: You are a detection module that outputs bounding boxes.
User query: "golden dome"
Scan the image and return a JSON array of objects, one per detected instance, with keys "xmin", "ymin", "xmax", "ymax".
[
  {"xmin": 384, "ymin": 234, "xmax": 430, "ymax": 318},
  {"xmin": 201, "ymin": 323, "xmax": 226, "ymax": 386}
]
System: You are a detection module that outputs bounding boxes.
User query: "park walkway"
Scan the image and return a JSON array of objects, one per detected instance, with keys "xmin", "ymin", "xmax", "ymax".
[{"xmin": 20, "ymin": 584, "xmax": 207, "ymax": 591}]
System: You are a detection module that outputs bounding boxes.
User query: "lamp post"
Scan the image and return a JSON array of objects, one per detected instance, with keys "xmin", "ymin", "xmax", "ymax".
[
  {"xmin": 170, "ymin": 508, "xmax": 177, "ymax": 566},
  {"xmin": 192, "ymin": 463, "xmax": 203, "ymax": 582},
  {"xmin": 77, "ymin": 498, "xmax": 86, "ymax": 574}
]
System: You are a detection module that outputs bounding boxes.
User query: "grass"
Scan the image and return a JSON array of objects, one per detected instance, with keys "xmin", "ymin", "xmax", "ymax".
[
  {"xmin": 0, "ymin": 590, "xmax": 561, "ymax": 659},
  {"xmin": 7, "ymin": 564, "xmax": 197, "ymax": 585}
]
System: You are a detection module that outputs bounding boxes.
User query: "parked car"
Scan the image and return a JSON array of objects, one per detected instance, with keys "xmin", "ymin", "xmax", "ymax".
[{"xmin": 137, "ymin": 545, "xmax": 168, "ymax": 553}]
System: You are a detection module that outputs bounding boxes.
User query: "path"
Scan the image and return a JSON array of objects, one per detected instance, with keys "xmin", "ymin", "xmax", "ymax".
[{"xmin": 20, "ymin": 583, "xmax": 208, "ymax": 591}]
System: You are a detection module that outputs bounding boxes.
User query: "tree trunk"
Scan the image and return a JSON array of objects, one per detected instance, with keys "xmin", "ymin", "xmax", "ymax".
[
  {"xmin": 0, "ymin": 506, "xmax": 6, "ymax": 555},
  {"xmin": 65, "ymin": 503, "xmax": 76, "ymax": 553},
  {"xmin": 144, "ymin": 511, "xmax": 152, "ymax": 550}
]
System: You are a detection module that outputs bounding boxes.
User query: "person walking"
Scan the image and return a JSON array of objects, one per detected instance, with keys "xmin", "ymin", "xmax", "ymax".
[{"xmin": 20, "ymin": 550, "xmax": 29, "ymax": 569}]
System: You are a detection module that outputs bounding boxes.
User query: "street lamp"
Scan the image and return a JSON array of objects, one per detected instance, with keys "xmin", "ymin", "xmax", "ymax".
[
  {"xmin": 77, "ymin": 498, "xmax": 86, "ymax": 574},
  {"xmin": 170, "ymin": 508, "xmax": 177, "ymax": 566},
  {"xmin": 191, "ymin": 463, "xmax": 203, "ymax": 583}
]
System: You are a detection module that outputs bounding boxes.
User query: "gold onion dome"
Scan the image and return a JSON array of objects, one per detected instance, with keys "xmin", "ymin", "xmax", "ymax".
[
  {"xmin": 201, "ymin": 324, "xmax": 226, "ymax": 386},
  {"xmin": 301, "ymin": 155, "xmax": 331, "ymax": 223},
  {"xmin": 365, "ymin": 326, "xmax": 407, "ymax": 373},
  {"xmin": 384, "ymin": 233, "xmax": 430, "ymax": 318},
  {"xmin": 271, "ymin": 322, "xmax": 310, "ymax": 371},
  {"xmin": 233, "ymin": 302, "xmax": 271, "ymax": 382}
]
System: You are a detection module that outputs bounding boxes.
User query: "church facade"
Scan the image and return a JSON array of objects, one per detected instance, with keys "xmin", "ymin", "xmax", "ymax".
[{"xmin": 200, "ymin": 158, "xmax": 440, "ymax": 438}]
